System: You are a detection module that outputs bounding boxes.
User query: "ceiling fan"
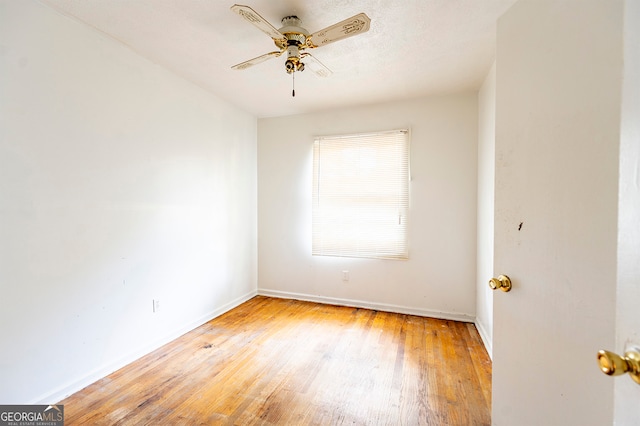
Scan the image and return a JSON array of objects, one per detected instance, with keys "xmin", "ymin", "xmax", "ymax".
[{"xmin": 230, "ymin": 4, "xmax": 371, "ymax": 96}]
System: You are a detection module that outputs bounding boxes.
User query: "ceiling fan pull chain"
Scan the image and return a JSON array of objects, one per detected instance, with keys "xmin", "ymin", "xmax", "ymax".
[{"xmin": 292, "ymin": 71, "xmax": 295, "ymax": 97}]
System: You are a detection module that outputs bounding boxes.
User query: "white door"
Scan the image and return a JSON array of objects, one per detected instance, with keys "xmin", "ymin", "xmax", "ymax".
[
  {"xmin": 492, "ymin": 0, "xmax": 628, "ymax": 424},
  {"xmin": 614, "ymin": 0, "xmax": 640, "ymax": 423}
]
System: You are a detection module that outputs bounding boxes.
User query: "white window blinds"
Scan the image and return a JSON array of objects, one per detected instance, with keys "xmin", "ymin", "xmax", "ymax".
[{"xmin": 312, "ymin": 129, "xmax": 410, "ymax": 260}]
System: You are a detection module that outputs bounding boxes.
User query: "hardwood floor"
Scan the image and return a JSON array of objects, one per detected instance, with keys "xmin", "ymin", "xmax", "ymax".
[{"xmin": 60, "ymin": 296, "xmax": 492, "ymax": 425}]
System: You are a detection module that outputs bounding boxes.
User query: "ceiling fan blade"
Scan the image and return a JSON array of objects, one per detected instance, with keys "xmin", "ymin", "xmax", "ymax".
[
  {"xmin": 232, "ymin": 50, "xmax": 283, "ymax": 70},
  {"xmin": 301, "ymin": 53, "xmax": 333, "ymax": 78},
  {"xmin": 307, "ymin": 13, "xmax": 371, "ymax": 48},
  {"xmin": 231, "ymin": 4, "xmax": 287, "ymax": 43}
]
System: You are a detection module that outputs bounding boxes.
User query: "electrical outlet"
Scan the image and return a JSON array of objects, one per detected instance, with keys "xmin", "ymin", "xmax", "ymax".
[
  {"xmin": 342, "ymin": 270, "xmax": 349, "ymax": 282},
  {"xmin": 153, "ymin": 299, "xmax": 160, "ymax": 313}
]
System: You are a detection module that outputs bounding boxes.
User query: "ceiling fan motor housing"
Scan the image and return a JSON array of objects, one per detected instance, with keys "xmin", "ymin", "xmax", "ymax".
[
  {"xmin": 279, "ymin": 16, "xmax": 308, "ymax": 36},
  {"xmin": 279, "ymin": 16, "xmax": 308, "ymax": 74}
]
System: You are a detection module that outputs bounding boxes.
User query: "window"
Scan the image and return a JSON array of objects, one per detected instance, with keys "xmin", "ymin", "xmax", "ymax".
[{"xmin": 312, "ymin": 129, "xmax": 410, "ymax": 260}]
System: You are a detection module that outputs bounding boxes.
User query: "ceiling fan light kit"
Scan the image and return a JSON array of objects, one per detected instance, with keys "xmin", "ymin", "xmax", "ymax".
[{"xmin": 230, "ymin": 4, "xmax": 370, "ymax": 96}]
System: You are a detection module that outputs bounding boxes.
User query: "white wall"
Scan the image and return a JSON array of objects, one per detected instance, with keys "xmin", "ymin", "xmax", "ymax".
[
  {"xmin": 0, "ymin": 1, "xmax": 257, "ymax": 404},
  {"xmin": 258, "ymin": 95, "xmax": 478, "ymax": 320},
  {"xmin": 476, "ymin": 63, "xmax": 496, "ymax": 358},
  {"xmin": 616, "ymin": 0, "xmax": 640, "ymax": 423}
]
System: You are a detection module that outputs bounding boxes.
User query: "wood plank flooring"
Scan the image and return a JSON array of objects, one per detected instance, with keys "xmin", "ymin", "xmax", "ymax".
[{"xmin": 60, "ymin": 296, "xmax": 491, "ymax": 425}]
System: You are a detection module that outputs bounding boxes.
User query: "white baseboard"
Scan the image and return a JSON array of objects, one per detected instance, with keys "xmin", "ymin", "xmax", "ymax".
[
  {"xmin": 474, "ymin": 319, "xmax": 493, "ymax": 360},
  {"xmin": 257, "ymin": 288, "xmax": 475, "ymax": 323},
  {"xmin": 37, "ymin": 289, "xmax": 257, "ymax": 405}
]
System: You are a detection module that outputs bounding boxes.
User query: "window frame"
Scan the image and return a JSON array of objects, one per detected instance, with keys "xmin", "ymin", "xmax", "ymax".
[{"xmin": 311, "ymin": 129, "xmax": 411, "ymax": 260}]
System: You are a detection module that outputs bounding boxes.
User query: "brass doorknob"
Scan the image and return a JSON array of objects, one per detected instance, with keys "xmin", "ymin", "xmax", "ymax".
[
  {"xmin": 488, "ymin": 275, "xmax": 512, "ymax": 292},
  {"xmin": 597, "ymin": 349, "xmax": 640, "ymax": 384}
]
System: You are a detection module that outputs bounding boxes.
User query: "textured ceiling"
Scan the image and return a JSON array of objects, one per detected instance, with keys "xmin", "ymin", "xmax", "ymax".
[{"xmin": 41, "ymin": 0, "xmax": 517, "ymax": 118}]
